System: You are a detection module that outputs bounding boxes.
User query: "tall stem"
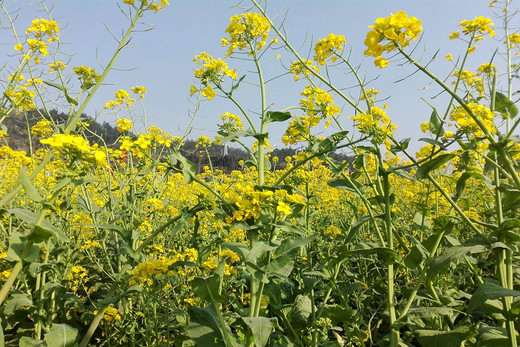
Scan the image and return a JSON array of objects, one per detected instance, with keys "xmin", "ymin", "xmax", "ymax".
[{"xmin": 383, "ymin": 173, "xmax": 398, "ymax": 346}]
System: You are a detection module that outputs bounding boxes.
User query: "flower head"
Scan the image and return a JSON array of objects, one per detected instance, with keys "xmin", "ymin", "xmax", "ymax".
[{"xmin": 222, "ymin": 13, "xmax": 270, "ymax": 57}]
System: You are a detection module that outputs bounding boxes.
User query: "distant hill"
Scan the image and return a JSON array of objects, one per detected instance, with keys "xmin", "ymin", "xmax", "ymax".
[
  {"xmin": 2, "ymin": 110, "xmax": 352, "ymax": 172},
  {"xmin": 2, "ymin": 109, "xmax": 120, "ymax": 152}
]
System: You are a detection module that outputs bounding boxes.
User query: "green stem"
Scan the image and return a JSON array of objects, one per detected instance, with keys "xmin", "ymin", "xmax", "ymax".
[
  {"xmin": 383, "ymin": 173, "xmax": 398, "ymax": 346},
  {"xmin": 79, "ymin": 282, "xmax": 119, "ymax": 347}
]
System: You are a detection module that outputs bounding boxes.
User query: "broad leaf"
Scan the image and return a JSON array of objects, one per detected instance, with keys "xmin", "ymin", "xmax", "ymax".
[
  {"xmin": 495, "ymin": 92, "xmax": 518, "ymax": 118},
  {"xmin": 44, "ymin": 323, "xmax": 79, "ymax": 347},
  {"xmin": 414, "ymin": 325, "xmax": 474, "ymax": 347},
  {"xmin": 468, "ymin": 282, "xmax": 520, "ymax": 313},
  {"xmin": 188, "ymin": 306, "xmax": 227, "ymax": 347},
  {"xmin": 191, "ymin": 273, "xmax": 223, "ymax": 304},
  {"xmin": 266, "ymin": 111, "xmax": 292, "ymax": 123},
  {"xmin": 416, "ymin": 154, "xmax": 456, "ymax": 179},
  {"xmin": 242, "ymin": 317, "xmax": 277, "ymax": 347}
]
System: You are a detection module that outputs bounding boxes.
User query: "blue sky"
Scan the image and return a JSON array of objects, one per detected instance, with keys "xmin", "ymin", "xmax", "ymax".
[{"xmin": 1, "ymin": 0, "xmax": 515, "ymax": 153}]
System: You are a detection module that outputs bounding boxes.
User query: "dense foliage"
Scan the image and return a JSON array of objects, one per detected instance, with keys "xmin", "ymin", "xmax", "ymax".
[{"xmin": 0, "ymin": 0, "xmax": 519, "ymax": 346}]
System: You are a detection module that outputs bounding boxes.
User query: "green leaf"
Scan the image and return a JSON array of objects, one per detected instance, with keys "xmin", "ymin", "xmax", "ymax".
[
  {"xmin": 241, "ymin": 317, "xmax": 277, "ymax": 347},
  {"xmin": 453, "ymin": 172, "xmax": 487, "ymax": 202},
  {"xmin": 416, "ymin": 154, "xmax": 456, "ymax": 179},
  {"xmin": 404, "ymin": 233, "xmax": 442, "ymax": 270},
  {"xmin": 19, "ymin": 167, "xmax": 44, "ymax": 203},
  {"xmin": 19, "ymin": 337, "xmax": 45, "ymax": 347},
  {"xmin": 427, "ymin": 240, "xmax": 488, "ymax": 278},
  {"xmin": 0, "ymin": 320, "xmax": 3, "ymax": 347},
  {"xmin": 43, "ymin": 80, "xmax": 78, "ymax": 106},
  {"xmin": 342, "ymin": 215, "xmax": 373, "ymax": 245},
  {"xmin": 264, "ymin": 255, "xmax": 294, "ymax": 279},
  {"xmin": 414, "ymin": 325, "xmax": 474, "ymax": 347},
  {"xmin": 230, "ymin": 75, "xmax": 246, "ymax": 96},
  {"xmin": 468, "ymin": 282, "xmax": 520, "ymax": 313},
  {"xmin": 265, "ymin": 111, "xmax": 292, "ymax": 123},
  {"xmin": 191, "ymin": 274, "xmax": 223, "ymax": 304},
  {"xmin": 44, "ymin": 323, "xmax": 79, "ymax": 347},
  {"xmin": 245, "ymin": 241, "xmax": 276, "ymax": 264},
  {"xmin": 495, "ymin": 92, "xmax": 518, "ymax": 119},
  {"xmin": 4, "ymin": 293, "xmax": 33, "ymax": 315},
  {"xmin": 6, "ymin": 232, "xmax": 41, "ymax": 262},
  {"xmin": 418, "ymin": 137, "xmax": 447, "ymax": 149},
  {"xmin": 8, "ymin": 208, "xmax": 69, "ymax": 243},
  {"xmin": 167, "ymin": 149, "xmax": 197, "ymax": 183},
  {"xmin": 476, "ymin": 325, "xmax": 510, "ymax": 346},
  {"xmin": 274, "ymin": 235, "xmax": 317, "ymax": 257},
  {"xmin": 389, "ymin": 137, "xmax": 411, "ymax": 154},
  {"xmin": 188, "ymin": 306, "xmax": 227, "ymax": 347},
  {"xmin": 408, "ymin": 307, "xmax": 454, "ymax": 319},
  {"xmin": 341, "ymin": 243, "xmax": 399, "ymax": 261},
  {"xmin": 428, "ymin": 108, "xmax": 445, "ymax": 136},
  {"xmin": 290, "ymin": 295, "xmax": 313, "ymax": 328}
]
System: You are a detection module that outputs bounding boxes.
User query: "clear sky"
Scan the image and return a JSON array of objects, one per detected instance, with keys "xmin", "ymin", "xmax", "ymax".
[{"xmin": 1, "ymin": 0, "xmax": 516, "ymax": 154}]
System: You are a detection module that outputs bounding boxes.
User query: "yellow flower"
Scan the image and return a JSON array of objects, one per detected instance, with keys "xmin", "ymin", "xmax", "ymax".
[
  {"xmin": 131, "ymin": 86, "xmax": 147, "ymax": 98},
  {"xmin": 459, "ymin": 16, "xmax": 494, "ymax": 38},
  {"xmin": 14, "ymin": 43, "xmax": 23, "ymax": 51},
  {"xmin": 364, "ymin": 11, "xmax": 422, "ymax": 68},
  {"xmin": 313, "ymin": 33, "xmax": 346, "ymax": 65},
  {"xmin": 222, "ymin": 13, "xmax": 271, "ymax": 56},
  {"xmin": 116, "ymin": 118, "xmax": 133, "ymax": 133},
  {"xmin": 195, "ymin": 135, "xmax": 212, "ymax": 149},
  {"xmin": 276, "ymin": 201, "xmax": 291, "ymax": 215},
  {"xmin": 201, "ymin": 85, "xmax": 216, "ymax": 100},
  {"xmin": 189, "ymin": 85, "xmax": 198, "ymax": 96},
  {"xmin": 445, "ymin": 54, "xmax": 453, "ymax": 61},
  {"xmin": 468, "ymin": 46, "xmax": 477, "ymax": 54},
  {"xmin": 449, "ymin": 31, "xmax": 460, "ymax": 40},
  {"xmin": 289, "ymin": 60, "xmax": 320, "ymax": 81},
  {"xmin": 40, "ymin": 133, "xmax": 107, "ymax": 167}
]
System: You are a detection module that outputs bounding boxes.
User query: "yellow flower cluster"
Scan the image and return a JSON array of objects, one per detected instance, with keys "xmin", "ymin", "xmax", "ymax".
[
  {"xmin": 119, "ymin": 126, "xmax": 173, "ymax": 158},
  {"xmin": 26, "ymin": 18, "xmax": 60, "ymax": 42},
  {"xmin": 31, "ymin": 119, "xmax": 54, "ymax": 137},
  {"xmin": 195, "ymin": 135, "xmax": 212, "ymax": 149},
  {"xmin": 301, "ymin": 85, "xmax": 340, "ymax": 118},
  {"xmin": 351, "ymin": 106, "xmax": 397, "ymax": 145},
  {"xmin": 477, "ymin": 63, "xmax": 495, "ymax": 76},
  {"xmin": 451, "ymin": 70, "xmax": 484, "ymax": 97},
  {"xmin": 73, "ymin": 66, "xmax": 100, "ymax": 90},
  {"xmin": 192, "ymin": 52, "xmax": 237, "ymax": 100},
  {"xmin": 458, "ymin": 16, "xmax": 495, "ymax": 38},
  {"xmin": 313, "ymin": 33, "xmax": 346, "ymax": 65},
  {"xmin": 116, "ymin": 118, "xmax": 134, "ymax": 133},
  {"xmin": 364, "ymin": 11, "xmax": 422, "ymax": 68},
  {"xmin": 219, "ymin": 112, "xmax": 244, "ymax": 132},
  {"xmin": 40, "ymin": 133, "xmax": 107, "ymax": 167},
  {"xmin": 131, "ymin": 248, "xmax": 198, "ymax": 286},
  {"xmin": 94, "ymin": 306, "xmax": 121, "ymax": 322},
  {"xmin": 123, "ymin": 0, "xmax": 169, "ymax": 12},
  {"xmin": 222, "ymin": 13, "xmax": 271, "ymax": 57},
  {"xmin": 202, "ymin": 249, "xmax": 240, "ymax": 276},
  {"xmin": 49, "ymin": 61, "xmax": 66, "ymax": 73},
  {"xmin": 449, "ymin": 103, "xmax": 495, "ymax": 137},
  {"xmin": 105, "ymin": 89, "xmax": 136, "ymax": 109},
  {"xmin": 131, "ymin": 86, "xmax": 147, "ymax": 98},
  {"xmin": 289, "ymin": 60, "xmax": 320, "ymax": 81},
  {"xmin": 5, "ymin": 87, "xmax": 36, "ymax": 111},
  {"xmin": 67, "ymin": 265, "xmax": 88, "ymax": 292},
  {"xmin": 14, "ymin": 18, "xmax": 60, "ymax": 64}
]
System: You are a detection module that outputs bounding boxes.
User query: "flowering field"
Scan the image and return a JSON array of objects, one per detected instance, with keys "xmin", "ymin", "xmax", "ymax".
[{"xmin": 1, "ymin": 0, "xmax": 520, "ymax": 346}]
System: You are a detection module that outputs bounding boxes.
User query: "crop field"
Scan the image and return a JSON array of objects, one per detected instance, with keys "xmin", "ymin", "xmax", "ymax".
[{"xmin": 0, "ymin": 0, "xmax": 519, "ymax": 346}]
